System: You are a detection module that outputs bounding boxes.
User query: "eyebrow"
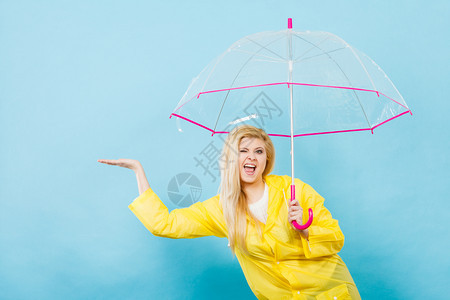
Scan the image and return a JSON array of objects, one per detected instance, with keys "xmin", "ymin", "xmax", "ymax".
[{"xmin": 239, "ymin": 147, "xmax": 265, "ymax": 150}]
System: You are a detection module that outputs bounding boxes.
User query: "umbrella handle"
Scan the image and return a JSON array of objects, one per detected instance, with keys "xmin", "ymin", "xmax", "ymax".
[
  {"xmin": 290, "ymin": 184, "xmax": 313, "ymax": 230},
  {"xmin": 291, "ymin": 208, "xmax": 313, "ymax": 230}
]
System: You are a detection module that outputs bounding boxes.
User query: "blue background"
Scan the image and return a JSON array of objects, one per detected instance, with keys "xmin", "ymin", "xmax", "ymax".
[{"xmin": 1, "ymin": 0, "xmax": 449, "ymax": 299}]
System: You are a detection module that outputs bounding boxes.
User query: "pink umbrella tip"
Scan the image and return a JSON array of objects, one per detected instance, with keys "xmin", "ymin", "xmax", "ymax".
[{"xmin": 288, "ymin": 18, "xmax": 292, "ymax": 29}]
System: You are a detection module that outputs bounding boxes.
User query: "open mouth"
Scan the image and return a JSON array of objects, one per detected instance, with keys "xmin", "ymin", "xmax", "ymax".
[{"xmin": 244, "ymin": 164, "xmax": 256, "ymax": 176}]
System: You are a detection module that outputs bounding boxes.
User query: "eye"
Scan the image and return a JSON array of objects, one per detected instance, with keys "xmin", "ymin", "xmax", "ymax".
[
  {"xmin": 256, "ymin": 149, "xmax": 263, "ymax": 154},
  {"xmin": 240, "ymin": 149, "xmax": 247, "ymax": 153}
]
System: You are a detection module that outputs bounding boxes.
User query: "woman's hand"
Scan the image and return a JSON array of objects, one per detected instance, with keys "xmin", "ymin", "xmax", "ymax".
[
  {"xmin": 97, "ymin": 158, "xmax": 141, "ymax": 172},
  {"xmin": 288, "ymin": 199, "xmax": 303, "ymax": 226},
  {"xmin": 98, "ymin": 159, "xmax": 149, "ymax": 195},
  {"xmin": 288, "ymin": 199, "xmax": 309, "ymax": 239}
]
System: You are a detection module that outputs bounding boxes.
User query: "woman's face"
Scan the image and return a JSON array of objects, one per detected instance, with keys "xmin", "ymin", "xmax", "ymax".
[{"xmin": 238, "ymin": 137, "xmax": 267, "ymax": 185}]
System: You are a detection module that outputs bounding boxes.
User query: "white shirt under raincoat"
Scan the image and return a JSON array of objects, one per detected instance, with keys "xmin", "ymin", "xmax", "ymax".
[{"xmin": 128, "ymin": 174, "xmax": 361, "ymax": 299}]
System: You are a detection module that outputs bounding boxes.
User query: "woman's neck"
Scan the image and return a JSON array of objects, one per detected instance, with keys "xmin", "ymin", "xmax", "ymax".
[{"xmin": 242, "ymin": 178, "xmax": 265, "ymax": 204}]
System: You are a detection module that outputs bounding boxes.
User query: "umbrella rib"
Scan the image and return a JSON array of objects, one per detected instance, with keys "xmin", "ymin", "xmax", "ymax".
[
  {"xmin": 200, "ymin": 35, "xmax": 285, "ymax": 101},
  {"xmin": 292, "ymin": 33, "xmax": 373, "ymax": 129},
  {"xmin": 212, "ymin": 90, "xmax": 232, "ymax": 134},
  {"xmin": 232, "ymin": 48, "xmax": 286, "ymax": 62},
  {"xmin": 212, "ymin": 36, "xmax": 287, "ymax": 133},
  {"xmin": 293, "ymin": 35, "xmax": 331, "ymax": 62},
  {"xmin": 337, "ymin": 38, "xmax": 410, "ymax": 113},
  {"xmin": 359, "ymin": 52, "xmax": 410, "ymax": 111},
  {"xmin": 293, "ymin": 46, "xmax": 348, "ymax": 63},
  {"xmin": 244, "ymin": 36, "xmax": 287, "ymax": 61},
  {"xmin": 199, "ymin": 50, "xmax": 231, "ymax": 99},
  {"xmin": 328, "ymin": 33, "xmax": 379, "ymax": 92},
  {"xmin": 233, "ymin": 48, "xmax": 287, "ymax": 63}
]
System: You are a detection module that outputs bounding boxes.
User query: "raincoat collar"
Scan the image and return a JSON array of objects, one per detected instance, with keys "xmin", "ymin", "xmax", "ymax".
[{"xmin": 245, "ymin": 175, "xmax": 287, "ymax": 232}]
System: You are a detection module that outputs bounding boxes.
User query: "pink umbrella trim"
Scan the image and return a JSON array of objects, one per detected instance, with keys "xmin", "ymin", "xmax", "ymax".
[
  {"xmin": 170, "ymin": 110, "xmax": 411, "ymax": 137},
  {"xmin": 173, "ymin": 81, "xmax": 409, "ymax": 114}
]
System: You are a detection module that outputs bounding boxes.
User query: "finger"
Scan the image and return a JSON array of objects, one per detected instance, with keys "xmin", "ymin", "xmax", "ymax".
[
  {"xmin": 289, "ymin": 216, "xmax": 302, "ymax": 224},
  {"xmin": 289, "ymin": 211, "xmax": 301, "ymax": 219},
  {"xmin": 289, "ymin": 199, "xmax": 299, "ymax": 206},
  {"xmin": 101, "ymin": 159, "xmax": 116, "ymax": 163},
  {"xmin": 288, "ymin": 205, "xmax": 300, "ymax": 213},
  {"xmin": 98, "ymin": 159, "xmax": 118, "ymax": 165},
  {"xmin": 290, "ymin": 211, "xmax": 301, "ymax": 218}
]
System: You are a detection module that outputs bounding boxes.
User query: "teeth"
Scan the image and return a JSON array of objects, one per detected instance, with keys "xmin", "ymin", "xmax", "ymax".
[{"xmin": 244, "ymin": 164, "xmax": 256, "ymax": 168}]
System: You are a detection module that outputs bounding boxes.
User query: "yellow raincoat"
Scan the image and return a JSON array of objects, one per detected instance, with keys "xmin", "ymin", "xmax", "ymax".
[{"xmin": 129, "ymin": 174, "xmax": 361, "ymax": 300}]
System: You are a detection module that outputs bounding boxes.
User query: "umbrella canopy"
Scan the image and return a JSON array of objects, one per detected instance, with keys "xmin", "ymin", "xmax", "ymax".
[
  {"xmin": 171, "ymin": 21, "xmax": 410, "ymax": 137},
  {"xmin": 170, "ymin": 19, "xmax": 411, "ymax": 230}
]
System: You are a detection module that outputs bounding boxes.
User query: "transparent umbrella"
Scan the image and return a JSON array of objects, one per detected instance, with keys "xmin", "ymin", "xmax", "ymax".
[{"xmin": 170, "ymin": 18, "xmax": 411, "ymax": 230}]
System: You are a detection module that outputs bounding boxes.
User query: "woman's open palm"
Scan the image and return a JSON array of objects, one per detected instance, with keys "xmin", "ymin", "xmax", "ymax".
[{"xmin": 97, "ymin": 158, "xmax": 140, "ymax": 171}]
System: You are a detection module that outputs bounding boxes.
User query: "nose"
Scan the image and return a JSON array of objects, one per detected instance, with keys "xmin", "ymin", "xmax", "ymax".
[{"xmin": 247, "ymin": 152, "xmax": 256, "ymax": 160}]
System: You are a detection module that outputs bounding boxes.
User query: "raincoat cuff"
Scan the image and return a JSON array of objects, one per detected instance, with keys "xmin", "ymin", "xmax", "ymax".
[
  {"xmin": 300, "ymin": 226, "xmax": 345, "ymax": 258},
  {"xmin": 128, "ymin": 187, "xmax": 155, "ymax": 211}
]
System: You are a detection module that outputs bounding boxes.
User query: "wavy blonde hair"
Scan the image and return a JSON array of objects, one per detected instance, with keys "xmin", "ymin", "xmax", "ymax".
[{"xmin": 219, "ymin": 125, "xmax": 275, "ymax": 254}]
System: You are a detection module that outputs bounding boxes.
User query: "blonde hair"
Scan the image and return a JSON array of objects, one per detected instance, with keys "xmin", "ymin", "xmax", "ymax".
[{"xmin": 219, "ymin": 125, "xmax": 275, "ymax": 254}]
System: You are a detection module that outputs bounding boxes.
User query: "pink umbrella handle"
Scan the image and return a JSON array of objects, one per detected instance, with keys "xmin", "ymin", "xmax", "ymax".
[
  {"xmin": 291, "ymin": 208, "xmax": 313, "ymax": 230},
  {"xmin": 290, "ymin": 184, "xmax": 313, "ymax": 230}
]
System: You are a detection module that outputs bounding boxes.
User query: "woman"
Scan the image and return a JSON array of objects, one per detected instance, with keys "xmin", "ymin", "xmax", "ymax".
[{"xmin": 98, "ymin": 125, "xmax": 360, "ymax": 299}]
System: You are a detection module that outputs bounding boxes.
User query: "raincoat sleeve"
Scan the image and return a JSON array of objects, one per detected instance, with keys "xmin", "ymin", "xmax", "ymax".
[
  {"xmin": 295, "ymin": 178, "xmax": 345, "ymax": 259},
  {"xmin": 128, "ymin": 186, "xmax": 227, "ymax": 239}
]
